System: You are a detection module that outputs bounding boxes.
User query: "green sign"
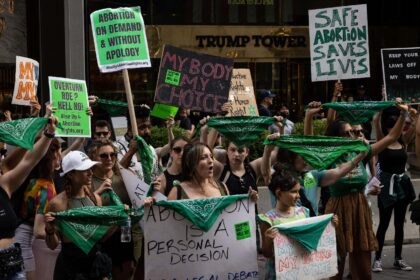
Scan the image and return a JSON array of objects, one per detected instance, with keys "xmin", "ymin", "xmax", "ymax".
[
  {"xmin": 234, "ymin": 221, "xmax": 251, "ymax": 240},
  {"xmin": 49, "ymin": 77, "xmax": 91, "ymax": 137},
  {"xmin": 90, "ymin": 6, "xmax": 151, "ymax": 73},
  {"xmin": 150, "ymin": 103, "xmax": 179, "ymax": 120}
]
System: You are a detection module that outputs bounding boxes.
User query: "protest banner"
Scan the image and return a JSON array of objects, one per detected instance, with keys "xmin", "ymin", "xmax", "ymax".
[
  {"xmin": 227, "ymin": 69, "xmax": 259, "ymax": 116},
  {"xmin": 120, "ymin": 167, "xmax": 150, "ymax": 209},
  {"xmin": 49, "ymin": 77, "xmax": 90, "ymax": 137},
  {"xmin": 381, "ymin": 47, "xmax": 420, "ymax": 102},
  {"xmin": 12, "ymin": 56, "xmax": 39, "ymax": 106},
  {"xmin": 273, "ymin": 214, "xmax": 337, "ymax": 280},
  {"xmin": 309, "ymin": 4, "xmax": 370, "ymax": 81},
  {"xmin": 144, "ymin": 196, "xmax": 259, "ymax": 280},
  {"xmin": 150, "ymin": 103, "xmax": 179, "ymax": 120},
  {"xmin": 90, "ymin": 6, "xmax": 150, "ymax": 73},
  {"xmin": 154, "ymin": 44, "xmax": 234, "ymax": 113},
  {"xmin": 111, "ymin": 116, "xmax": 127, "ymax": 142}
]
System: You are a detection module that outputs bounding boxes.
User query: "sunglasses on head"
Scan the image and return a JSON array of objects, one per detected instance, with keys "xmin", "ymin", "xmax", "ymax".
[
  {"xmin": 99, "ymin": 152, "xmax": 117, "ymax": 159},
  {"xmin": 172, "ymin": 146, "xmax": 183, "ymax": 154},
  {"xmin": 95, "ymin": 131, "xmax": 109, "ymax": 137}
]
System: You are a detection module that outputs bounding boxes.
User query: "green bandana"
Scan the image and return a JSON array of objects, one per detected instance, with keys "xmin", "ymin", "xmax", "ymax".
[
  {"xmin": 323, "ymin": 101, "xmax": 395, "ymax": 125},
  {"xmin": 0, "ymin": 118, "xmax": 49, "ymax": 150},
  {"xmin": 155, "ymin": 194, "xmax": 248, "ymax": 232},
  {"xmin": 274, "ymin": 214, "xmax": 333, "ymax": 252},
  {"xmin": 206, "ymin": 116, "xmax": 274, "ymax": 147},
  {"xmin": 135, "ymin": 135, "xmax": 154, "ymax": 185},
  {"xmin": 97, "ymin": 99, "xmax": 129, "ymax": 117},
  {"xmin": 54, "ymin": 205, "xmax": 128, "ymax": 254},
  {"xmin": 264, "ymin": 135, "xmax": 368, "ymax": 169}
]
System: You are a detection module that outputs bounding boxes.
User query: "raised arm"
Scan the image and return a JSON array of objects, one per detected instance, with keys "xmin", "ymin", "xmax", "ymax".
[
  {"xmin": 156, "ymin": 117, "xmax": 175, "ymax": 159},
  {"xmin": 373, "ymin": 112, "xmax": 384, "ymax": 141},
  {"xmin": 0, "ymin": 117, "xmax": 57, "ymax": 196},
  {"xmin": 304, "ymin": 101, "xmax": 322, "ymax": 136},
  {"xmin": 255, "ymin": 133, "xmax": 280, "ymax": 185},
  {"xmin": 370, "ymin": 98, "xmax": 408, "ymax": 157},
  {"xmin": 320, "ymin": 151, "xmax": 367, "ymax": 186},
  {"xmin": 326, "ymin": 80, "xmax": 343, "ymax": 127}
]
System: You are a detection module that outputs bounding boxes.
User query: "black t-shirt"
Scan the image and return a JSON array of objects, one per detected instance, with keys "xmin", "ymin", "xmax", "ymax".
[
  {"xmin": 258, "ymin": 105, "xmax": 272, "ymax": 117},
  {"xmin": 0, "ymin": 187, "xmax": 18, "ymax": 238},
  {"xmin": 221, "ymin": 165, "xmax": 257, "ymax": 195}
]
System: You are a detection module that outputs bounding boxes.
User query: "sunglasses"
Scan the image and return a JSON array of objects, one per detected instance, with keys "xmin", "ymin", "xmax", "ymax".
[
  {"xmin": 172, "ymin": 146, "xmax": 183, "ymax": 154},
  {"xmin": 343, "ymin": 130, "xmax": 353, "ymax": 137},
  {"xmin": 99, "ymin": 152, "xmax": 117, "ymax": 159},
  {"xmin": 95, "ymin": 131, "xmax": 109, "ymax": 137},
  {"xmin": 351, "ymin": 129, "xmax": 363, "ymax": 135},
  {"xmin": 239, "ymin": 178, "xmax": 246, "ymax": 189}
]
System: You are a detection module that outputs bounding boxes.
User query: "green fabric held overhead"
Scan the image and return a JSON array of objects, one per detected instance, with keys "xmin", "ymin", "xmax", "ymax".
[
  {"xmin": 135, "ymin": 135, "xmax": 154, "ymax": 185},
  {"xmin": 206, "ymin": 116, "xmax": 274, "ymax": 147},
  {"xmin": 97, "ymin": 99, "xmax": 129, "ymax": 117},
  {"xmin": 155, "ymin": 194, "xmax": 249, "ymax": 232},
  {"xmin": 264, "ymin": 135, "xmax": 369, "ymax": 169},
  {"xmin": 323, "ymin": 101, "xmax": 396, "ymax": 125},
  {"xmin": 274, "ymin": 214, "xmax": 333, "ymax": 252},
  {"xmin": 0, "ymin": 117, "xmax": 49, "ymax": 150}
]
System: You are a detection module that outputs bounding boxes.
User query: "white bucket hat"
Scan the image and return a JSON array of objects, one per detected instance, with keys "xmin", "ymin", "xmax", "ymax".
[{"xmin": 60, "ymin": 151, "xmax": 99, "ymax": 176}]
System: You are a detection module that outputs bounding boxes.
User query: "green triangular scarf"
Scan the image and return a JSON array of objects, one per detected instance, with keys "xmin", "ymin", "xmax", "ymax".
[
  {"xmin": 323, "ymin": 101, "xmax": 395, "ymax": 125},
  {"xmin": 0, "ymin": 117, "xmax": 49, "ymax": 150},
  {"xmin": 155, "ymin": 194, "xmax": 248, "ymax": 231},
  {"xmin": 264, "ymin": 135, "xmax": 369, "ymax": 169},
  {"xmin": 54, "ymin": 205, "xmax": 128, "ymax": 254},
  {"xmin": 274, "ymin": 214, "xmax": 333, "ymax": 252},
  {"xmin": 97, "ymin": 99, "xmax": 129, "ymax": 117},
  {"xmin": 206, "ymin": 116, "xmax": 274, "ymax": 147},
  {"xmin": 135, "ymin": 135, "xmax": 154, "ymax": 185}
]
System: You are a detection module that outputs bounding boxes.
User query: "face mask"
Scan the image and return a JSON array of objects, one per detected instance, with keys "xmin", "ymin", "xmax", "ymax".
[{"xmin": 280, "ymin": 111, "xmax": 289, "ymax": 118}]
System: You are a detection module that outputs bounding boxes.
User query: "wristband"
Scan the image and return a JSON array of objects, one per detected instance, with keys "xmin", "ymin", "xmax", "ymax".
[{"xmin": 44, "ymin": 130, "xmax": 55, "ymax": 138}]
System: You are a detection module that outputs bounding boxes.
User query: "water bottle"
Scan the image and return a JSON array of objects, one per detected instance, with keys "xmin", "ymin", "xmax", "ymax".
[{"xmin": 120, "ymin": 216, "xmax": 132, "ymax": 243}]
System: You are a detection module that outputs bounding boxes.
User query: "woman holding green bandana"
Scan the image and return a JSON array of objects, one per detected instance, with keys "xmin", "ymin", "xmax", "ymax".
[{"xmin": 311, "ymin": 98, "xmax": 409, "ymax": 280}]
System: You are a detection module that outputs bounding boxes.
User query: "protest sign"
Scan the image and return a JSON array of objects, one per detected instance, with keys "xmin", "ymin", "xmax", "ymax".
[
  {"xmin": 150, "ymin": 103, "xmax": 179, "ymax": 120},
  {"xmin": 120, "ymin": 168, "xmax": 150, "ymax": 209},
  {"xmin": 90, "ymin": 6, "xmax": 151, "ymax": 73},
  {"xmin": 12, "ymin": 56, "xmax": 39, "ymax": 106},
  {"xmin": 49, "ymin": 77, "xmax": 90, "ymax": 137},
  {"xmin": 111, "ymin": 116, "xmax": 126, "ymax": 142},
  {"xmin": 154, "ymin": 44, "xmax": 234, "ymax": 113},
  {"xmin": 381, "ymin": 47, "xmax": 420, "ymax": 102},
  {"xmin": 144, "ymin": 196, "xmax": 259, "ymax": 280},
  {"xmin": 273, "ymin": 214, "xmax": 337, "ymax": 280},
  {"xmin": 227, "ymin": 69, "xmax": 258, "ymax": 116},
  {"xmin": 309, "ymin": 4, "xmax": 370, "ymax": 81}
]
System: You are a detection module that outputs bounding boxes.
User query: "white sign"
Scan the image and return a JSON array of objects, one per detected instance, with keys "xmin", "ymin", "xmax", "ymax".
[
  {"xmin": 227, "ymin": 69, "xmax": 259, "ymax": 117},
  {"xmin": 274, "ymin": 214, "xmax": 337, "ymax": 280},
  {"xmin": 111, "ymin": 116, "xmax": 127, "ymax": 142},
  {"xmin": 120, "ymin": 167, "xmax": 150, "ymax": 209},
  {"xmin": 144, "ymin": 198, "xmax": 259, "ymax": 280},
  {"xmin": 12, "ymin": 56, "xmax": 39, "ymax": 106},
  {"xmin": 309, "ymin": 4, "xmax": 370, "ymax": 81}
]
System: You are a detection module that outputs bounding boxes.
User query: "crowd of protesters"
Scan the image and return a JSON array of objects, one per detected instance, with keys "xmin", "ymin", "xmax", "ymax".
[{"xmin": 0, "ymin": 80, "xmax": 419, "ymax": 280}]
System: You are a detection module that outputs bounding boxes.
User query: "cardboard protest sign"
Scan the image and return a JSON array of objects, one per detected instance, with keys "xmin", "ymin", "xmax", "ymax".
[
  {"xmin": 144, "ymin": 197, "xmax": 259, "ymax": 279},
  {"xmin": 48, "ymin": 77, "xmax": 90, "ymax": 137},
  {"xmin": 150, "ymin": 103, "xmax": 179, "ymax": 120},
  {"xmin": 111, "ymin": 116, "xmax": 127, "ymax": 142},
  {"xmin": 120, "ymin": 168, "xmax": 150, "ymax": 209},
  {"xmin": 154, "ymin": 44, "xmax": 234, "ymax": 113},
  {"xmin": 273, "ymin": 214, "xmax": 337, "ymax": 280},
  {"xmin": 381, "ymin": 47, "xmax": 420, "ymax": 102},
  {"xmin": 227, "ymin": 69, "xmax": 259, "ymax": 116},
  {"xmin": 90, "ymin": 6, "xmax": 151, "ymax": 73},
  {"xmin": 309, "ymin": 4, "xmax": 370, "ymax": 81},
  {"xmin": 12, "ymin": 56, "xmax": 39, "ymax": 106}
]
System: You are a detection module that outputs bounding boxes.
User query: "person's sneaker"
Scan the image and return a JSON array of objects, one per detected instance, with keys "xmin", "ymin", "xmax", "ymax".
[
  {"xmin": 372, "ymin": 260, "xmax": 383, "ymax": 272},
  {"xmin": 393, "ymin": 259, "xmax": 413, "ymax": 271}
]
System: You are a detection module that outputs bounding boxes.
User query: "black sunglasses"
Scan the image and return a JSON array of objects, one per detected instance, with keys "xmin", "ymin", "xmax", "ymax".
[
  {"xmin": 95, "ymin": 131, "xmax": 109, "ymax": 137},
  {"xmin": 99, "ymin": 152, "xmax": 117, "ymax": 159},
  {"xmin": 351, "ymin": 129, "xmax": 363, "ymax": 135},
  {"xmin": 172, "ymin": 147, "xmax": 183, "ymax": 154}
]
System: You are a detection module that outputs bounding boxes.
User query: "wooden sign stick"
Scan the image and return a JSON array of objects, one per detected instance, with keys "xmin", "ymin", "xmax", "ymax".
[{"xmin": 122, "ymin": 69, "xmax": 138, "ymax": 136}]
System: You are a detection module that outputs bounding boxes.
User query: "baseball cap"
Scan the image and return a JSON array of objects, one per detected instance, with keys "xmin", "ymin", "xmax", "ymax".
[
  {"xmin": 60, "ymin": 151, "xmax": 100, "ymax": 176},
  {"xmin": 259, "ymin": 89, "xmax": 276, "ymax": 99}
]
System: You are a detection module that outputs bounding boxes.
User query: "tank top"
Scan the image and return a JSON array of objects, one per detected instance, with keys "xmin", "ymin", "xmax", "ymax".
[
  {"xmin": 174, "ymin": 181, "xmax": 228, "ymax": 200},
  {"xmin": 163, "ymin": 170, "xmax": 182, "ymax": 197},
  {"xmin": 0, "ymin": 187, "xmax": 18, "ymax": 239},
  {"xmin": 378, "ymin": 147, "xmax": 407, "ymax": 174},
  {"xmin": 68, "ymin": 196, "xmax": 95, "ymax": 208},
  {"xmin": 220, "ymin": 164, "xmax": 257, "ymax": 195}
]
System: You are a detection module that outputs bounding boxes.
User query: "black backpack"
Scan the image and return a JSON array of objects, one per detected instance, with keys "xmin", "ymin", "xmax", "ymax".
[{"xmin": 409, "ymin": 196, "xmax": 420, "ymax": 225}]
